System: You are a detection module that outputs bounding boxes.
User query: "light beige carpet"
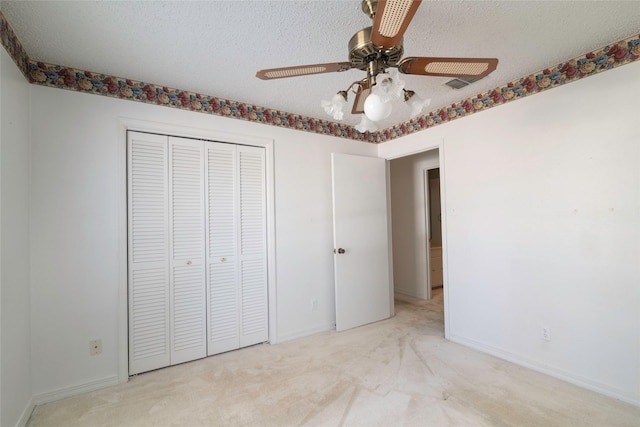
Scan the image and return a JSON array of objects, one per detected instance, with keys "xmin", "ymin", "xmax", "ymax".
[{"xmin": 27, "ymin": 290, "xmax": 639, "ymax": 426}]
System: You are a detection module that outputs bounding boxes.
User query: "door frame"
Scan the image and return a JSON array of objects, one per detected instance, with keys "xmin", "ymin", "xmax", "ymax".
[
  {"xmin": 423, "ymin": 166, "xmax": 442, "ymax": 301},
  {"xmin": 379, "ymin": 138, "xmax": 450, "ymax": 339},
  {"xmin": 117, "ymin": 118, "xmax": 277, "ymax": 383},
  {"xmin": 423, "ymin": 168, "xmax": 433, "ymax": 300}
]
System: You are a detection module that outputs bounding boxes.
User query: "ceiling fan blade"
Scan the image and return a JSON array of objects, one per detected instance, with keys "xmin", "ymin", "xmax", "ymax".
[
  {"xmin": 351, "ymin": 81, "xmax": 372, "ymax": 114},
  {"xmin": 397, "ymin": 57, "xmax": 499, "ymax": 78},
  {"xmin": 370, "ymin": 0, "xmax": 422, "ymax": 49},
  {"xmin": 256, "ymin": 62, "xmax": 351, "ymax": 80}
]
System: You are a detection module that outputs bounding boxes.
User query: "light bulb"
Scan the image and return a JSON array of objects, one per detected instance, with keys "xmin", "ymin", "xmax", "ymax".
[{"xmin": 364, "ymin": 93, "xmax": 392, "ymax": 122}]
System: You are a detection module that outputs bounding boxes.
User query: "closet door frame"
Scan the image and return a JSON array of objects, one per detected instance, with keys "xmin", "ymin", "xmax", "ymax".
[{"xmin": 117, "ymin": 118, "xmax": 277, "ymax": 383}]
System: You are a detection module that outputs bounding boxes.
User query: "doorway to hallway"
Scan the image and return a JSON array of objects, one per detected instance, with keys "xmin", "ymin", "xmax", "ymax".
[{"xmin": 389, "ymin": 149, "xmax": 442, "ymax": 302}]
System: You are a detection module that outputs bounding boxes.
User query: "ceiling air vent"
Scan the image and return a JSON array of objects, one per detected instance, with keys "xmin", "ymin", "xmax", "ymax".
[{"xmin": 445, "ymin": 77, "xmax": 482, "ymax": 90}]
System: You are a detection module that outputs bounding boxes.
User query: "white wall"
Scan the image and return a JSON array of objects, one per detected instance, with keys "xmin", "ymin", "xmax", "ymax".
[
  {"xmin": 379, "ymin": 61, "xmax": 640, "ymax": 405},
  {"xmin": 1, "ymin": 49, "xmax": 33, "ymax": 426},
  {"xmin": 28, "ymin": 84, "xmax": 376, "ymax": 400},
  {"xmin": 389, "ymin": 149, "xmax": 439, "ymax": 299}
]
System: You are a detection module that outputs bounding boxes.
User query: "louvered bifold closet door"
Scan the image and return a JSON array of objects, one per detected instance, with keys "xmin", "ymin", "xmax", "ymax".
[
  {"xmin": 205, "ymin": 142, "xmax": 240, "ymax": 355},
  {"xmin": 238, "ymin": 146, "xmax": 268, "ymax": 347},
  {"xmin": 127, "ymin": 132, "xmax": 170, "ymax": 375},
  {"xmin": 168, "ymin": 137, "xmax": 207, "ymax": 365}
]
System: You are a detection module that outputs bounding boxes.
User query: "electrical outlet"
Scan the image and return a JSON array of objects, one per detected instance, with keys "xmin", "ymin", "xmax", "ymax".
[
  {"xmin": 541, "ymin": 327, "xmax": 551, "ymax": 342},
  {"xmin": 90, "ymin": 339, "xmax": 102, "ymax": 356},
  {"xmin": 311, "ymin": 298, "xmax": 319, "ymax": 311}
]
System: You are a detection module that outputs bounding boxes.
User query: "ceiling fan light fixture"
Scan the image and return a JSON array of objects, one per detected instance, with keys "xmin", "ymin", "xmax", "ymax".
[
  {"xmin": 403, "ymin": 89, "xmax": 431, "ymax": 118},
  {"xmin": 321, "ymin": 91, "xmax": 349, "ymax": 121},
  {"xmin": 257, "ymin": 2, "xmax": 499, "ymax": 128},
  {"xmin": 355, "ymin": 114, "xmax": 379, "ymax": 133},
  {"xmin": 373, "ymin": 68, "xmax": 405, "ymax": 102}
]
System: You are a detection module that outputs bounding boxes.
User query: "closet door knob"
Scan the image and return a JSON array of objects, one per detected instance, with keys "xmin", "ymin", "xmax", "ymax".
[
  {"xmin": 221, "ymin": 257, "xmax": 226, "ymax": 262},
  {"xmin": 186, "ymin": 260, "xmax": 192, "ymax": 265}
]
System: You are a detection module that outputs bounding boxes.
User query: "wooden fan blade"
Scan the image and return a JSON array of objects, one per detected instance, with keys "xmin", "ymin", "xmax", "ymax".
[
  {"xmin": 256, "ymin": 62, "xmax": 351, "ymax": 80},
  {"xmin": 351, "ymin": 81, "xmax": 372, "ymax": 114},
  {"xmin": 397, "ymin": 57, "xmax": 499, "ymax": 78},
  {"xmin": 370, "ymin": 0, "xmax": 422, "ymax": 50}
]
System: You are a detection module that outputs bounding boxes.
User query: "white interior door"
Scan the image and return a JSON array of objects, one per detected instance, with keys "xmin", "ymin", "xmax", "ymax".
[
  {"xmin": 168, "ymin": 137, "xmax": 207, "ymax": 364},
  {"xmin": 205, "ymin": 143, "xmax": 268, "ymax": 355},
  {"xmin": 331, "ymin": 153, "xmax": 393, "ymax": 332},
  {"xmin": 205, "ymin": 142, "xmax": 240, "ymax": 355},
  {"xmin": 127, "ymin": 132, "xmax": 170, "ymax": 375},
  {"xmin": 237, "ymin": 146, "xmax": 268, "ymax": 347}
]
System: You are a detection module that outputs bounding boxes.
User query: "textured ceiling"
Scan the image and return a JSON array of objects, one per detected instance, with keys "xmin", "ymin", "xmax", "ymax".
[{"xmin": 2, "ymin": 1, "xmax": 639, "ymax": 129}]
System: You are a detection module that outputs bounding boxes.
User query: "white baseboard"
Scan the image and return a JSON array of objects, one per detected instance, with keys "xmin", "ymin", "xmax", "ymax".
[
  {"xmin": 276, "ymin": 322, "xmax": 334, "ymax": 344},
  {"xmin": 33, "ymin": 375, "xmax": 120, "ymax": 406},
  {"xmin": 394, "ymin": 291, "xmax": 427, "ymax": 303},
  {"xmin": 15, "ymin": 397, "xmax": 35, "ymax": 427},
  {"xmin": 448, "ymin": 333, "xmax": 640, "ymax": 407}
]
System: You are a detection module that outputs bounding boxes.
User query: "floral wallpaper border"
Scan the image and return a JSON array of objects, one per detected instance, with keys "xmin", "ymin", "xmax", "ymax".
[
  {"xmin": 0, "ymin": 9, "xmax": 29, "ymax": 78},
  {"xmin": 1, "ymin": 11, "xmax": 638, "ymax": 144},
  {"xmin": 379, "ymin": 33, "xmax": 640, "ymax": 143},
  {"xmin": 26, "ymin": 59, "xmax": 366, "ymax": 141}
]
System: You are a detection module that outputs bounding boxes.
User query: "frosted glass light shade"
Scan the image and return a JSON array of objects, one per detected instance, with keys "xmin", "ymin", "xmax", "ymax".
[
  {"xmin": 406, "ymin": 94, "xmax": 431, "ymax": 118},
  {"xmin": 355, "ymin": 115, "xmax": 378, "ymax": 133},
  {"xmin": 375, "ymin": 69, "xmax": 405, "ymax": 102},
  {"xmin": 364, "ymin": 93, "xmax": 392, "ymax": 122},
  {"xmin": 321, "ymin": 92, "xmax": 348, "ymax": 121}
]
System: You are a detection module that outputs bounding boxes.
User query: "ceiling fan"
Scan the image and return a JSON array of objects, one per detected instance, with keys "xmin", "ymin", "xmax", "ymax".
[{"xmin": 256, "ymin": 0, "xmax": 498, "ymax": 128}]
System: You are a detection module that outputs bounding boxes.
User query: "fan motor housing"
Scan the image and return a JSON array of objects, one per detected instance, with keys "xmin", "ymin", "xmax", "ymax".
[{"xmin": 348, "ymin": 27, "xmax": 403, "ymax": 71}]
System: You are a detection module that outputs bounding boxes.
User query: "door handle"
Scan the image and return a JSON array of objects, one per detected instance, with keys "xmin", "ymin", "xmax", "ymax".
[{"xmin": 334, "ymin": 248, "xmax": 346, "ymax": 254}]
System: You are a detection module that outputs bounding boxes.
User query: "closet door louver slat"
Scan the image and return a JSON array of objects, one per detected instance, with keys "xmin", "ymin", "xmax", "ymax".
[
  {"xmin": 168, "ymin": 137, "xmax": 207, "ymax": 365},
  {"xmin": 128, "ymin": 132, "xmax": 171, "ymax": 375}
]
